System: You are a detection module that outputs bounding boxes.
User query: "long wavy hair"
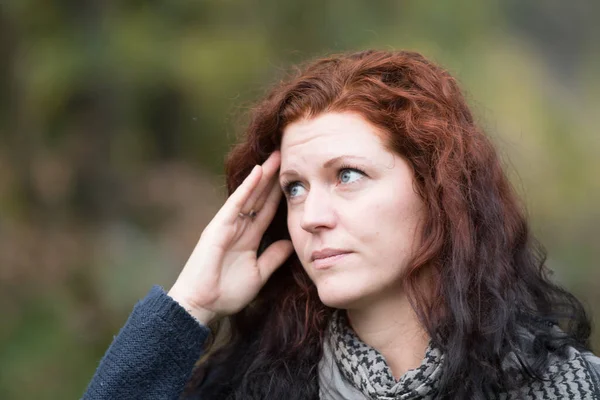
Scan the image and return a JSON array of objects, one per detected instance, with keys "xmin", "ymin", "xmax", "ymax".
[{"xmin": 184, "ymin": 50, "xmax": 591, "ymax": 399}]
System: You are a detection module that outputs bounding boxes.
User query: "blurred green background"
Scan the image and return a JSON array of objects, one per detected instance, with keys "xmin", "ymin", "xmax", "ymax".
[{"xmin": 0, "ymin": 1, "xmax": 598, "ymax": 398}]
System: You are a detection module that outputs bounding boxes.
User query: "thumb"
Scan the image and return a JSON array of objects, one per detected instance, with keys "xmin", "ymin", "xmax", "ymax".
[{"xmin": 256, "ymin": 240, "xmax": 295, "ymax": 283}]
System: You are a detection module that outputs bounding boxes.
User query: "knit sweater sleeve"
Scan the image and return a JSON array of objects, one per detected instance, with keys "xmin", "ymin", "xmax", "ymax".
[{"xmin": 82, "ymin": 285, "xmax": 210, "ymax": 400}]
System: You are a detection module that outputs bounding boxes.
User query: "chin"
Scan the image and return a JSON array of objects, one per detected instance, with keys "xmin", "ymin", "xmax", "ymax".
[{"xmin": 315, "ymin": 284, "xmax": 365, "ymax": 309}]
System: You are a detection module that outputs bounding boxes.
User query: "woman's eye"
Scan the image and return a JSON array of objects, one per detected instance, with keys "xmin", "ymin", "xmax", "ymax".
[
  {"xmin": 286, "ymin": 183, "xmax": 305, "ymax": 198},
  {"xmin": 339, "ymin": 168, "xmax": 364, "ymax": 184},
  {"xmin": 283, "ymin": 167, "xmax": 365, "ymax": 199}
]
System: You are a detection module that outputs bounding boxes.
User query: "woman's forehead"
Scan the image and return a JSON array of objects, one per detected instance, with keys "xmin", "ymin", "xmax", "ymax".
[{"xmin": 280, "ymin": 112, "xmax": 388, "ymax": 165}]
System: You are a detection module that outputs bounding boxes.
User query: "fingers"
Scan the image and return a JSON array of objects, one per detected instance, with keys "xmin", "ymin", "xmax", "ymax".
[
  {"xmin": 256, "ymin": 239, "xmax": 294, "ymax": 283},
  {"xmin": 217, "ymin": 150, "xmax": 281, "ymax": 226},
  {"xmin": 252, "ymin": 176, "xmax": 284, "ymax": 231},
  {"xmin": 218, "ymin": 164, "xmax": 263, "ymax": 224},
  {"xmin": 240, "ymin": 151, "xmax": 281, "ymax": 213}
]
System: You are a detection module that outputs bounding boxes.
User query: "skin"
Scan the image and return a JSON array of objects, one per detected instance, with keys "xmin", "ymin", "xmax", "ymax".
[
  {"xmin": 168, "ymin": 110, "xmax": 430, "ymax": 379},
  {"xmin": 279, "ymin": 111, "xmax": 430, "ymax": 378},
  {"xmin": 169, "ymin": 151, "xmax": 294, "ymax": 325}
]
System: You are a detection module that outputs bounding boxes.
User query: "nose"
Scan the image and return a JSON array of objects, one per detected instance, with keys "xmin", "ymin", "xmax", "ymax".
[{"xmin": 300, "ymin": 187, "xmax": 336, "ymax": 233}]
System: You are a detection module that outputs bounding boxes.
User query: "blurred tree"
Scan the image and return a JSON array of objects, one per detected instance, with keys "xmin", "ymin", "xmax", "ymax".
[{"xmin": 0, "ymin": 1, "xmax": 597, "ymax": 398}]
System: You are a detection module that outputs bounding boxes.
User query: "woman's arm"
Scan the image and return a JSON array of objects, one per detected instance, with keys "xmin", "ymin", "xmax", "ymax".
[
  {"xmin": 83, "ymin": 152, "xmax": 290, "ymax": 399},
  {"xmin": 82, "ymin": 285, "xmax": 210, "ymax": 400}
]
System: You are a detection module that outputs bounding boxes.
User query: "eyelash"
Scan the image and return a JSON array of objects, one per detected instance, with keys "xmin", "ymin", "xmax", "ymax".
[{"xmin": 281, "ymin": 163, "xmax": 366, "ymax": 197}]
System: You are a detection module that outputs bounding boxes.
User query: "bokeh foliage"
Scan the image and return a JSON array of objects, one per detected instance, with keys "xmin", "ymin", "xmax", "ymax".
[{"xmin": 0, "ymin": 1, "xmax": 598, "ymax": 399}]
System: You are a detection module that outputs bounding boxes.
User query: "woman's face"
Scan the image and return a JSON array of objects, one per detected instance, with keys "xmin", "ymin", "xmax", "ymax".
[{"xmin": 279, "ymin": 111, "xmax": 426, "ymax": 309}]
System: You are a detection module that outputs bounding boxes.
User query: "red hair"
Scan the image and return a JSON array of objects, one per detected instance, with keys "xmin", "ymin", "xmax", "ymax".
[{"xmin": 187, "ymin": 50, "xmax": 590, "ymax": 399}]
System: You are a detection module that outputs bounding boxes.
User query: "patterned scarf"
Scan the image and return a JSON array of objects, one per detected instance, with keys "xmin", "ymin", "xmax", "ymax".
[{"xmin": 318, "ymin": 310, "xmax": 600, "ymax": 400}]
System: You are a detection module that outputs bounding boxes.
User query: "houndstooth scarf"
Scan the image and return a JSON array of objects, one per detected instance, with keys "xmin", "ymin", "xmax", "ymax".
[{"xmin": 318, "ymin": 310, "xmax": 600, "ymax": 399}]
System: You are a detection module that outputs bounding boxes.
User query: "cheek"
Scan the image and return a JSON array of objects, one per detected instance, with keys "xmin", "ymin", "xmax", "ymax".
[
  {"xmin": 354, "ymin": 194, "xmax": 424, "ymax": 257},
  {"xmin": 287, "ymin": 214, "xmax": 305, "ymax": 252}
]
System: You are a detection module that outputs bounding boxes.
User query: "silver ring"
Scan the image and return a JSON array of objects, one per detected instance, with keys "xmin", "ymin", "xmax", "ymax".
[{"xmin": 238, "ymin": 209, "xmax": 257, "ymax": 220}]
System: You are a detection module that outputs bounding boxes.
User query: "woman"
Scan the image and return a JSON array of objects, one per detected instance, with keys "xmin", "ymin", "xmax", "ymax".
[{"xmin": 83, "ymin": 50, "xmax": 600, "ymax": 399}]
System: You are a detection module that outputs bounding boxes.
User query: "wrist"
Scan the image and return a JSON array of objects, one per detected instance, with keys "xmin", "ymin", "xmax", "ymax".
[
  {"xmin": 187, "ymin": 307, "xmax": 218, "ymax": 326},
  {"xmin": 167, "ymin": 291, "xmax": 217, "ymax": 326}
]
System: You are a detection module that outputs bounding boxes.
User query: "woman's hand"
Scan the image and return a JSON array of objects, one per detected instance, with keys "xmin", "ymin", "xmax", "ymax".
[{"xmin": 168, "ymin": 151, "xmax": 293, "ymax": 325}]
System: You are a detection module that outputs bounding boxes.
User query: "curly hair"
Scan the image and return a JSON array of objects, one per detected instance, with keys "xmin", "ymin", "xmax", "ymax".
[{"xmin": 184, "ymin": 50, "xmax": 591, "ymax": 399}]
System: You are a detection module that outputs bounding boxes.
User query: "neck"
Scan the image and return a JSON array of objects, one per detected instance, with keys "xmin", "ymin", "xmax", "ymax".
[{"xmin": 345, "ymin": 288, "xmax": 430, "ymax": 380}]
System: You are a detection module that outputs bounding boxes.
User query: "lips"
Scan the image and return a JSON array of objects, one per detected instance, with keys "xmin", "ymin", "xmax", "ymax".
[{"xmin": 310, "ymin": 248, "xmax": 352, "ymax": 262}]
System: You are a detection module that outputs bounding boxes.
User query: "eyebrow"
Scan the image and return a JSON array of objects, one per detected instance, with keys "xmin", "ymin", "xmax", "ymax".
[{"xmin": 279, "ymin": 155, "xmax": 371, "ymax": 180}]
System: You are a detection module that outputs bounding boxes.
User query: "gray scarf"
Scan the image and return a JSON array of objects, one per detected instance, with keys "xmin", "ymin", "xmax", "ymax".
[{"xmin": 318, "ymin": 310, "xmax": 600, "ymax": 399}]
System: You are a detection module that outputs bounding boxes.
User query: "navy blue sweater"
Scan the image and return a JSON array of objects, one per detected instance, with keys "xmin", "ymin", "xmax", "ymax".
[{"xmin": 82, "ymin": 285, "xmax": 211, "ymax": 400}]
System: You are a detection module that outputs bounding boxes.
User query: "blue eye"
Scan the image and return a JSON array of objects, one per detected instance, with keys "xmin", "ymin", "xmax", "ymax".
[
  {"xmin": 282, "ymin": 179, "xmax": 307, "ymax": 198},
  {"xmin": 282, "ymin": 165, "xmax": 366, "ymax": 199},
  {"xmin": 285, "ymin": 182, "xmax": 305, "ymax": 198},
  {"xmin": 339, "ymin": 168, "xmax": 363, "ymax": 184}
]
